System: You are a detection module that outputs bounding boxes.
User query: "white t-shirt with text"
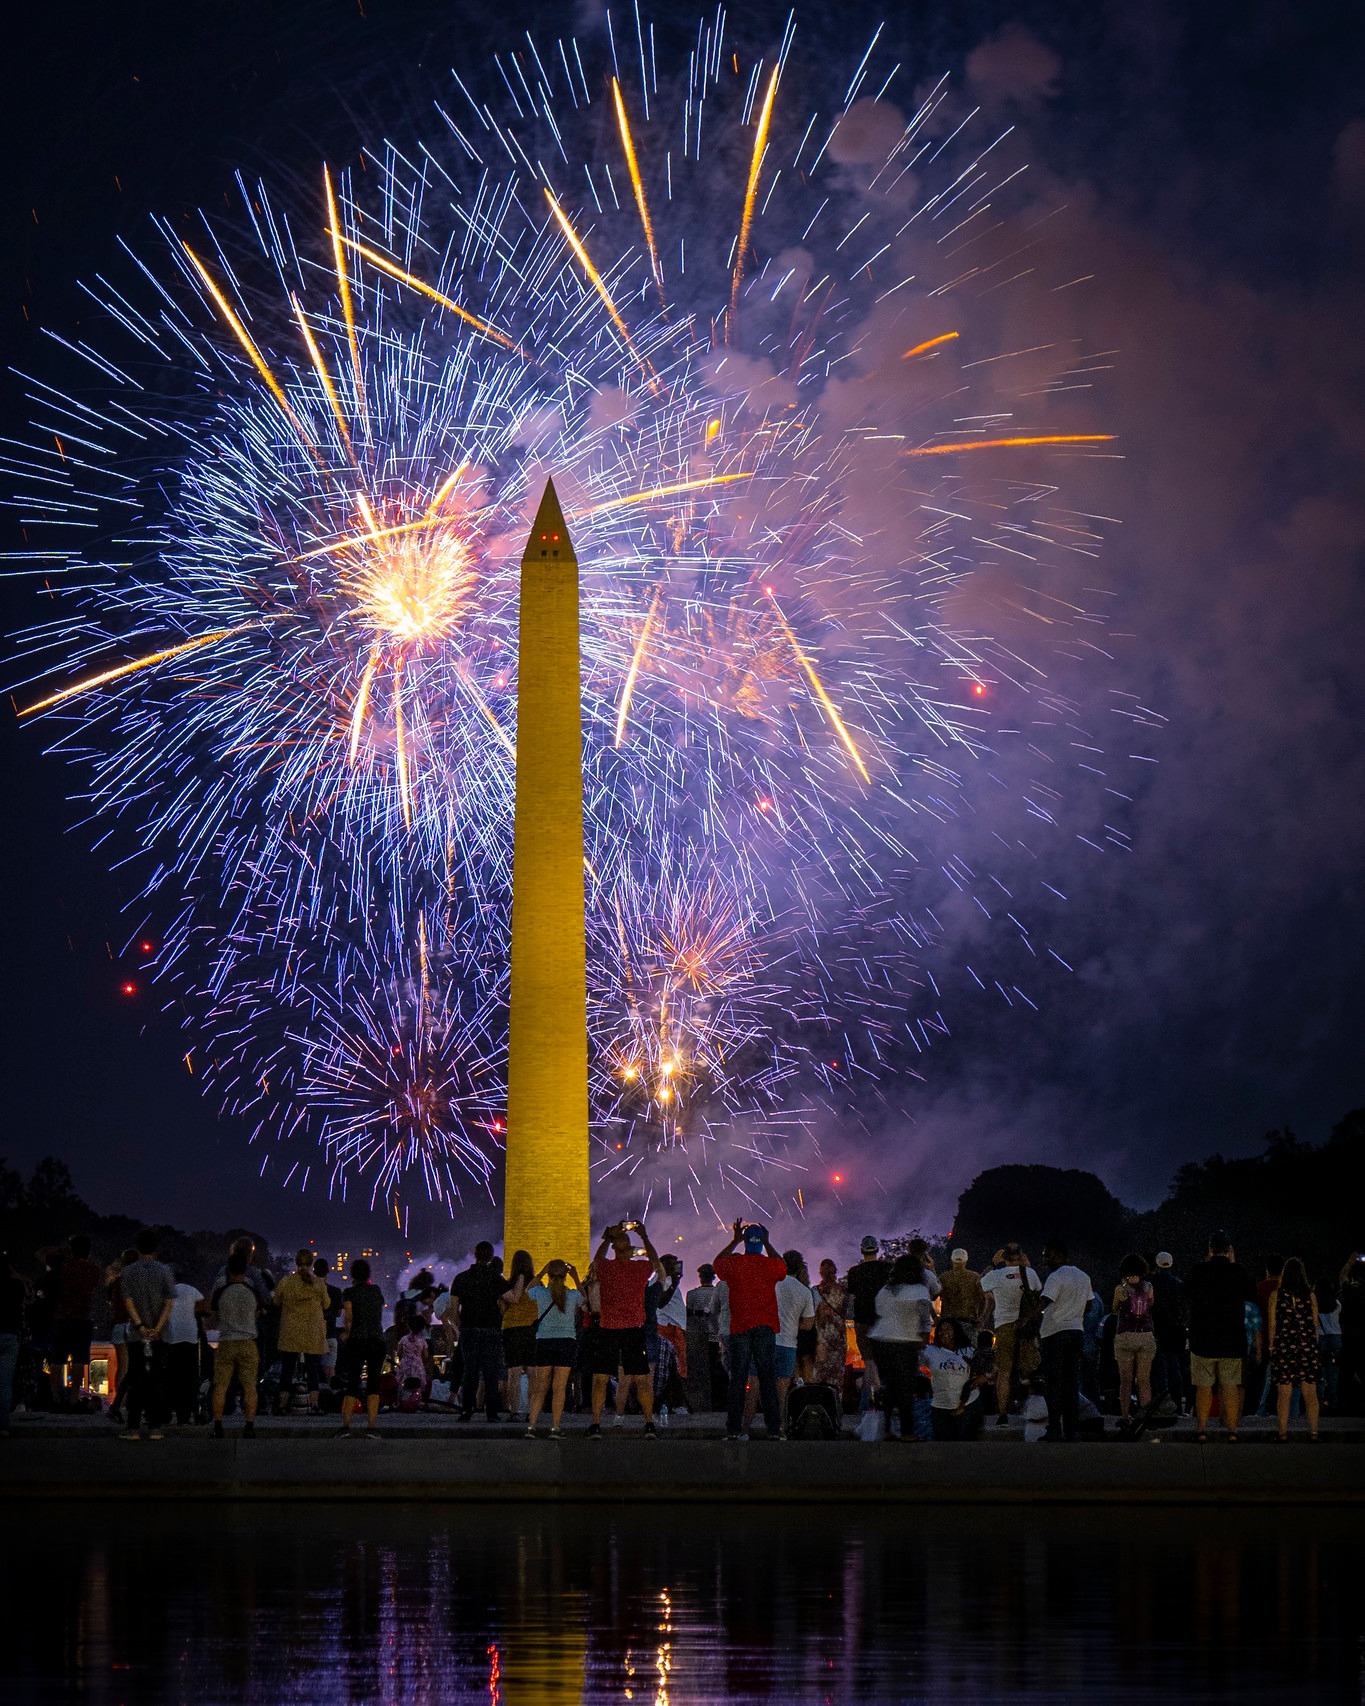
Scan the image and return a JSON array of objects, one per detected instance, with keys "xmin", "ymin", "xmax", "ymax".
[
  {"xmin": 919, "ymin": 1343, "xmax": 978, "ymax": 1410},
  {"xmin": 980, "ymin": 1264, "xmax": 1041, "ymax": 1327}
]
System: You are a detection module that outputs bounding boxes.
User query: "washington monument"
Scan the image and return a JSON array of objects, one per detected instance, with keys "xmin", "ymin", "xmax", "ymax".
[{"xmin": 502, "ymin": 478, "xmax": 592, "ymax": 1272}]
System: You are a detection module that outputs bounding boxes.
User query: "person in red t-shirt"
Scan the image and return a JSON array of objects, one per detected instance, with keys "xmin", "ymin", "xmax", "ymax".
[
  {"xmin": 585, "ymin": 1222, "xmax": 667, "ymax": 1437},
  {"xmin": 714, "ymin": 1221, "xmax": 788, "ymax": 1439}
]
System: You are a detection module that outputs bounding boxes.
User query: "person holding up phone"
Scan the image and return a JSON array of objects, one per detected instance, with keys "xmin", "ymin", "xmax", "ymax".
[{"xmin": 584, "ymin": 1221, "xmax": 667, "ymax": 1438}]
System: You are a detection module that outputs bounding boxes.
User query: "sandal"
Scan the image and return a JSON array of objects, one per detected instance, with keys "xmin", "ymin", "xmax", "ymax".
[
  {"xmin": 1195, "ymin": 1430, "xmax": 1207, "ymax": 1444},
  {"xmin": 1227, "ymin": 1432, "xmax": 1238, "ymax": 1443}
]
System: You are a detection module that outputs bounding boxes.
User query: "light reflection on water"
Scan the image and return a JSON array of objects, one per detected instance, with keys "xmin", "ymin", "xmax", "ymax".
[{"xmin": 2, "ymin": 1503, "xmax": 1359, "ymax": 1704}]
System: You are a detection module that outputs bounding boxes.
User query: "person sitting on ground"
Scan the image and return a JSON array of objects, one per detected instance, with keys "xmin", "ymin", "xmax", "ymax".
[
  {"xmin": 1185, "ymin": 1230, "xmax": 1256, "ymax": 1443},
  {"xmin": 937, "ymin": 1250, "xmax": 985, "ymax": 1348},
  {"xmin": 920, "ymin": 1318, "xmax": 985, "ymax": 1440},
  {"xmin": 395, "ymin": 1321, "xmax": 432, "ymax": 1408},
  {"xmin": 980, "ymin": 1244, "xmax": 1042, "ymax": 1425},
  {"xmin": 714, "ymin": 1221, "xmax": 788, "ymax": 1441},
  {"xmin": 339, "ymin": 1258, "xmax": 387, "ymax": 1439},
  {"xmin": 774, "ymin": 1250, "xmax": 816, "ymax": 1418},
  {"xmin": 1112, "ymin": 1254, "xmax": 1157, "ymax": 1426},
  {"xmin": 1038, "ymin": 1240, "xmax": 1092, "ymax": 1443},
  {"xmin": 1268, "ymin": 1256, "xmax": 1321, "ymax": 1442},
  {"xmin": 524, "ymin": 1259, "xmax": 582, "ymax": 1437},
  {"xmin": 869, "ymin": 1254, "xmax": 934, "ymax": 1442},
  {"xmin": 586, "ymin": 1221, "xmax": 666, "ymax": 1438},
  {"xmin": 210, "ymin": 1249, "xmax": 260, "ymax": 1440}
]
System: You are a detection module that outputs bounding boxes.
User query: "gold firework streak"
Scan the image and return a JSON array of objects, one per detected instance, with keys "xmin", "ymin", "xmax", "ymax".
[
  {"xmin": 901, "ymin": 332, "xmax": 960, "ymax": 360},
  {"xmin": 323, "ymin": 167, "xmax": 366, "ymax": 421},
  {"xmin": 543, "ymin": 189, "xmax": 657, "ymax": 384},
  {"xmin": 289, "ymin": 292, "xmax": 353, "ymax": 453},
  {"xmin": 333, "ymin": 233, "xmax": 521, "ymax": 354},
  {"xmin": 392, "ymin": 658, "xmax": 413, "ymax": 829},
  {"xmin": 182, "ymin": 247, "xmax": 315, "ymax": 452},
  {"xmin": 905, "ymin": 434, "xmax": 1116, "ymax": 457},
  {"xmin": 293, "ymin": 514, "xmax": 453, "ymax": 564},
  {"xmin": 729, "ymin": 63, "xmax": 780, "ymax": 328},
  {"xmin": 574, "ymin": 471, "xmax": 753, "ymax": 520},
  {"xmin": 21, "ymin": 624, "xmax": 256, "ymax": 715},
  {"xmin": 424, "ymin": 461, "xmax": 472, "ymax": 518},
  {"xmin": 614, "ymin": 588, "xmax": 661, "ymax": 748},
  {"xmin": 459, "ymin": 669, "xmax": 516, "ymax": 760},
  {"xmin": 348, "ymin": 648, "xmax": 379, "ymax": 760},
  {"xmin": 612, "ymin": 78, "xmax": 665, "ymax": 302},
  {"xmin": 764, "ymin": 589, "xmax": 872, "ymax": 784}
]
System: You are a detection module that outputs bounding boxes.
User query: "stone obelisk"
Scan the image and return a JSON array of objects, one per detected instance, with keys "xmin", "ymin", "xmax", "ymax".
[{"xmin": 502, "ymin": 479, "xmax": 591, "ymax": 1274}]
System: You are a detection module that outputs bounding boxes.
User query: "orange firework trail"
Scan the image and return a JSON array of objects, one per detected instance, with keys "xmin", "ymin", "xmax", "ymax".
[
  {"xmin": 333, "ymin": 233, "xmax": 521, "ymax": 354},
  {"xmin": 543, "ymin": 189, "xmax": 657, "ymax": 385},
  {"xmin": 764, "ymin": 590, "xmax": 872, "ymax": 784},
  {"xmin": 289, "ymin": 292, "xmax": 353, "ymax": 453},
  {"xmin": 182, "ymin": 247, "xmax": 315, "ymax": 453},
  {"xmin": 614, "ymin": 589, "xmax": 662, "ymax": 749},
  {"xmin": 323, "ymin": 166, "xmax": 366, "ymax": 417},
  {"xmin": 905, "ymin": 434, "xmax": 1116, "ymax": 457},
  {"xmin": 612, "ymin": 77, "xmax": 665, "ymax": 303},
  {"xmin": 348, "ymin": 651, "xmax": 379, "ymax": 761},
  {"xmin": 901, "ymin": 332, "xmax": 960, "ymax": 359},
  {"xmin": 20, "ymin": 624, "xmax": 257, "ymax": 715},
  {"xmin": 574, "ymin": 471, "xmax": 752, "ymax": 520},
  {"xmin": 730, "ymin": 63, "xmax": 780, "ymax": 328}
]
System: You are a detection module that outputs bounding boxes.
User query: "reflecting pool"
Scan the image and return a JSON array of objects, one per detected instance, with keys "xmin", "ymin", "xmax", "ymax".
[{"xmin": 2, "ymin": 1503, "xmax": 1359, "ymax": 1703}]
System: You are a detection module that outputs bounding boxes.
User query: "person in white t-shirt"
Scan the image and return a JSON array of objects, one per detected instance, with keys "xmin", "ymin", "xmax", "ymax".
[
  {"xmin": 920, "ymin": 1319, "xmax": 984, "ymax": 1439},
  {"xmin": 1038, "ymin": 1240, "xmax": 1092, "ymax": 1442},
  {"xmin": 980, "ymin": 1245, "xmax": 1042, "ymax": 1423},
  {"xmin": 774, "ymin": 1250, "xmax": 816, "ymax": 1417},
  {"xmin": 163, "ymin": 1276, "xmax": 205, "ymax": 1426}
]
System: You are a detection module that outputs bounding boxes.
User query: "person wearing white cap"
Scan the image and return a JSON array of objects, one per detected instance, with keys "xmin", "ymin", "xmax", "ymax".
[
  {"xmin": 1149, "ymin": 1251, "xmax": 1189, "ymax": 1413},
  {"xmin": 938, "ymin": 1250, "xmax": 985, "ymax": 1348}
]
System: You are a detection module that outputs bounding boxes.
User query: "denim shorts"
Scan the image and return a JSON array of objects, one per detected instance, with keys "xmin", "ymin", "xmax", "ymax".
[{"xmin": 774, "ymin": 1345, "xmax": 797, "ymax": 1379}]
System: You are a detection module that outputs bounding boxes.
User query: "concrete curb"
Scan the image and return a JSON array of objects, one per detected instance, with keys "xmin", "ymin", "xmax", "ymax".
[{"xmin": 2, "ymin": 1436, "xmax": 1360, "ymax": 1505}]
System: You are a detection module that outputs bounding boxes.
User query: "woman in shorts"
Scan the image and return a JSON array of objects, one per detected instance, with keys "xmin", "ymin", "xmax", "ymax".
[
  {"xmin": 1112, "ymin": 1254, "xmax": 1157, "ymax": 1424},
  {"xmin": 524, "ymin": 1260, "xmax": 582, "ymax": 1438}
]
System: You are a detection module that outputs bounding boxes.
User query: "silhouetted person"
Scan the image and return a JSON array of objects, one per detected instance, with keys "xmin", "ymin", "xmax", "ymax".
[
  {"xmin": 1039, "ymin": 1240, "xmax": 1091, "ymax": 1443},
  {"xmin": 1185, "ymin": 1230, "xmax": 1255, "ymax": 1442},
  {"xmin": 118, "ymin": 1228, "xmax": 175, "ymax": 1440}
]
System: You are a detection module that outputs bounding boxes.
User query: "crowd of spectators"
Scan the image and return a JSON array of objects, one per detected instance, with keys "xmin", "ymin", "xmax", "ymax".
[{"xmin": 0, "ymin": 1221, "xmax": 1360, "ymax": 1443}]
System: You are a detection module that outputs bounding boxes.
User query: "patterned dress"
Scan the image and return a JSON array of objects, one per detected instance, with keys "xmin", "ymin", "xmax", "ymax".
[
  {"xmin": 1269, "ymin": 1290, "xmax": 1319, "ymax": 1385},
  {"xmin": 812, "ymin": 1280, "xmax": 849, "ymax": 1387}
]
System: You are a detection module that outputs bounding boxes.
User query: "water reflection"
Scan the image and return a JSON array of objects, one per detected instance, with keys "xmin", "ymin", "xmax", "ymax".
[{"xmin": 2, "ymin": 1504, "xmax": 1358, "ymax": 1703}]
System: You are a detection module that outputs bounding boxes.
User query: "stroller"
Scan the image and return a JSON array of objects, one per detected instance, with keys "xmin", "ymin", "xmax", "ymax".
[{"xmin": 786, "ymin": 1381, "xmax": 842, "ymax": 1440}]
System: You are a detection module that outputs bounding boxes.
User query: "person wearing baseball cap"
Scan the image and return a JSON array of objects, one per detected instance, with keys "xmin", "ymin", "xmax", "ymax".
[
  {"xmin": 1149, "ymin": 1252, "xmax": 1189, "ymax": 1413},
  {"xmin": 846, "ymin": 1236, "xmax": 892, "ymax": 1407},
  {"xmin": 938, "ymin": 1248, "xmax": 985, "ymax": 1348},
  {"xmin": 713, "ymin": 1220, "xmax": 788, "ymax": 1439}
]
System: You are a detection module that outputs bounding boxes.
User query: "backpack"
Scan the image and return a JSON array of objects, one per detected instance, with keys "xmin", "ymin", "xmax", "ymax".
[
  {"xmin": 1015, "ymin": 1270, "xmax": 1044, "ymax": 1340},
  {"xmin": 786, "ymin": 1381, "xmax": 841, "ymax": 1440},
  {"xmin": 1118, "ymin": 1281, "xmax": 1153, "ymax": 1334}
]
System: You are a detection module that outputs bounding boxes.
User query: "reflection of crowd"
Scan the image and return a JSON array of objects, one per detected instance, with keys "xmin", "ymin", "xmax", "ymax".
[{"xmin": 0, "ymin": 1221, "xmax": 1361, "ymax": 1442}]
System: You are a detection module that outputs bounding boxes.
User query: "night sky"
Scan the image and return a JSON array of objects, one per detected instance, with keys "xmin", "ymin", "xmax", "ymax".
[{"xmin": 2, "ymin": 0, "xmax": 1362, "ymax": 1260}]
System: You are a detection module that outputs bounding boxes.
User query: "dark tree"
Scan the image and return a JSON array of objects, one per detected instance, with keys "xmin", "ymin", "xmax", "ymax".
[{"xmin": 952, "ymin": 1164, "xmax": 1133, "ymax": 1282}]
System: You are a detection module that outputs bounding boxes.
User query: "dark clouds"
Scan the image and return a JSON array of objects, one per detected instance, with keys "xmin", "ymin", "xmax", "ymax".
[{"xmin": 2, "ymin": 0, "xmax": 1362, "ymax": 1255}]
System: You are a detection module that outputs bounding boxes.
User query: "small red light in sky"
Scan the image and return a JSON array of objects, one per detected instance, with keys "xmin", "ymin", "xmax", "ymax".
[
  {"xmin": 757, "ymin": 797, "xmax": 772, "ymax": 812},
  {"xmin": 391, "ymin": 1044, "xmax": 403, "ymax": 1057},
  {"xmin": 763, "ymin": 585, "xmax": 774, "ymax": 595},
  {"xmin": 120, "ymin": 980, "xmax": 137, "ymax": 996},
  {"xmin": 139, "ymin": 940, "xmax": 155, "ymax": 954},
  {"xmin": 972, "ymin": 682, "xmax": 986, "ymax": 697},
  {"xmin": 832, "ymin": 1173, "xmax": 844, "ymax": 1185}
]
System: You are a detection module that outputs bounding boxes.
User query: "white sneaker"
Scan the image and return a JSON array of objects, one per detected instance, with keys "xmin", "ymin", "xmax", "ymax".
[{"xmin": 658, "ymin": 1406, "xmax": 669, "ymax": 1427}]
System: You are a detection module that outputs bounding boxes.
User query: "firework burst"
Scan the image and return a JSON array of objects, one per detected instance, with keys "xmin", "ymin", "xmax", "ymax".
[{"xmin": 7, "ymin": 12, "xmax": 1153, "ymax": 1220}]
